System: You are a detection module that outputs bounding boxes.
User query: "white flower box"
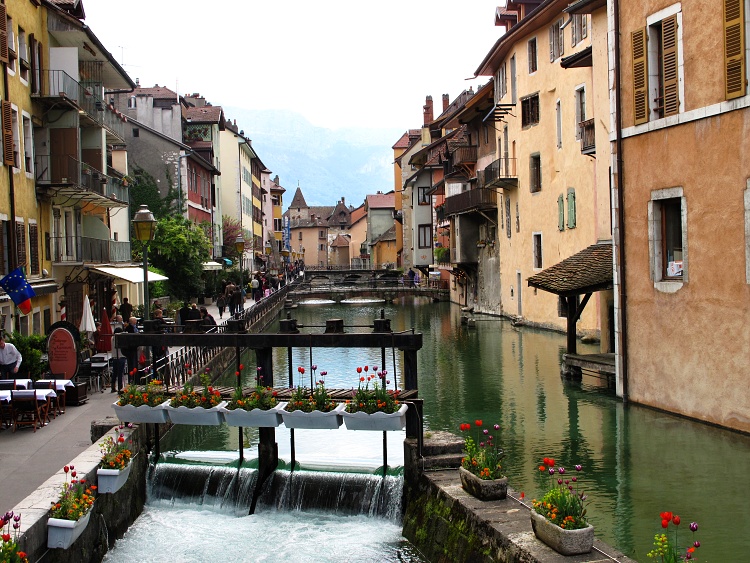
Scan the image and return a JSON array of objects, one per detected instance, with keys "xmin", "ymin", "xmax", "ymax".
[
  {"xmin": 342, "ymin": 403, "xmax": 408, "ymax": 431},
  {"xmin": 111, "ymin": 400, "xmax": 169, "ymax": 424},
  {"xmin": 281, "ymin": 402, "xmax": 346, "ymax": 429},
  {"xmin": 47, "ymin": 509, "xmax": 92, "ymax": 549},
  {"xmin": 164, "ymin": 401, "xmax": 227, "ymax": 425},
  {"xmin": 97, "ymin": 461, "xmax": 133, "ymax": 494},
  {"xmin": 219, "ymin": 402, "xmax": 287, "ymax": 427}
]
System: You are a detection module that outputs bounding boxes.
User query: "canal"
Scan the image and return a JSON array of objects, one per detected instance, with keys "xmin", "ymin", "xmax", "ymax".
[{"xmin": 113, "ymin": 299, "xmax": 745, "ymax": 561}]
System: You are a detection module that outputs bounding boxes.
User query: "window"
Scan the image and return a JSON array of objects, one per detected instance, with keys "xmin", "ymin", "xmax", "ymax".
[
  {"xmin": 28, "ymin": 222, "xmax": 38, "ymax": 275},
  {"xmin": 318, "ymin": 230, "xmax": 325, "ymax": 239},
  {"xmin": 132, "ymin": 128, "xmax": 139, "ymax": 137},
  {"xmin": 571, "ymin": 14, "xmax": 588, "ymax": 46},
  {"xmin": 30, "ymin": 35, "xmax": 42, "ymax": 95},
  {"xmin": 418, "ymin": 185, "xmax": 431, "ymax": 205},
  {"xmin": 567, "ymin": 188, "xmax": 576, "ymax": 228},
  {"xmin": 319, "ymin": 243, "xmax": 325, "ymax": 251},
  {"xmin": 505, "ymin": 196, "xmax": 512, "ymax": 239},
  {"xmin": 17, "ymin": 27, "xmax": 27, "ymax": 82},
  {"xmin": 10, "ymin": 106, "xmax": 19, "ymax": 168},
  {"xmin": 15, "ymin": 220, "xmax": 25, "ymax": 267},
  {"xmin": 528, "ymin": 38, "xmax": 538, "ymax": 73},
  {"xmin": 496, "ymin": 62, "xmax": 507, "ymax": 101},
  {"xmin": 298, "ymin": 231, "xmax": 302, "ymax": 241},
  {"xmin": 418, "ymin": 224, "xmax": 432, "ymax": 248},
  {"xmin": 516, "ymin": 202, "xmax": 520, "ymax": 232},
  {"xmin": 533, "ymin": 233, "xmax": 542, "ymax": 269},
  {"xmin": 521, "ymin": 93, "xmax": 540, "ymax": 127},
  {"xmin": 6, "ymin": 14, "xmax": 15, "ymax": 74},
  {"xmin": 575, "ymin": 86, "xmax": 586, "ymax": 139},
  {"xmin": 556, "ymin": 100, "xmax": 562, "ymax": 148},
  {"xmin": 529, "ymin": 154, "xmax": 542, "ymax": 193},
  {"xmin": 510, "ymin": 55, "xmax": 517, "ymax": 103},
  {"xmin": 549, "ymin": 18, "xmax": 564, "ymax": 61},
  {"xmin": 128, "ymin": 96, "xmax": 136, "ymax": 108},
  {"xmin": 648, "ymin": 187, "xmax": 687, "ymax": 286},
  {"xmin": 22, "ymin": 114, "xmax": 31, "ymax": 172},
  {"xmin": 274, "ymin": 218, "xmax": 283, "ymax": 231},
  {"xmin": 724, "ymin": 0, "xmax": 746, "ymax": 99}
]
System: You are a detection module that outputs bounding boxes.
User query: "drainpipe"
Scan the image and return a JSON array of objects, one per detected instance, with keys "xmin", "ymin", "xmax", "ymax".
[
  {"xmin": 613, "ymin": 0, "xmax": 629, "ymax": 402},
  {"xmin": 2, "ymin": 56, "xmax": 19, "ymax": 332}
]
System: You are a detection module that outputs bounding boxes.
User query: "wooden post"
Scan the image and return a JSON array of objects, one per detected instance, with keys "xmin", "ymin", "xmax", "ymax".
[
  {"xmin": 566, "ymin": 296, "xmax": 577, "ymax": 355},
  {"xmin": 255, "ymin": 347, "xmax": 273, "ymax": 386},
  {"xmin": 403, "ymin": 349, "xmax": 418, "ymax": 390}
]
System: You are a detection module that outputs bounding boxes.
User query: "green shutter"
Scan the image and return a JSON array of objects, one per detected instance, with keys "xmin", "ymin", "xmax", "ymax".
[
  {"xmin": 567, "ymin": 188, "xmax": 576, "ymax": 228},
  {"xmin": 558, "ymin": 194, "xmax": 565, "ymax": 231}
]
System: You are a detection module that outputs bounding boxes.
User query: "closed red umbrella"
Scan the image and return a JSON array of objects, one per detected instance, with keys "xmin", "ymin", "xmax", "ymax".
[{"xmin": 97, "ymin": 307, "xmax": 113, "ymax": 352}]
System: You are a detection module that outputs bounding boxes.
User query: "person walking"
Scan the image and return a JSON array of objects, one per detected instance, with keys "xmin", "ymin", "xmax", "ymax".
[
  {"xmin": 216, "ymin": 294, "xmax": 226, "ymax": 319},
  {"xmin": 225, "ymin": 281, "xmax": 236, "ymax": 316},
  {"xmin": 0, "ymin": 334, "xmax": 22, "ymax": 377},
  {"xmin": 118, "ymin": 297, "xmax": 133, "ymax": 322},
  {"xmin": 110, "ymin": 327, "xmax": 127, "ymax": 393},
  {"xmin": 232, "ymin": 286, "xmax": 243, "ymax": 316}
]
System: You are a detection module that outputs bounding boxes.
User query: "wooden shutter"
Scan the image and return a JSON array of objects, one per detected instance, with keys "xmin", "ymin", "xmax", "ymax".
[
  {"xmin": 29, "ymin": 33, "xmax": 36, "ymax": 94},
  {"xmin": 661, "ymin": 14, "xmax": 679, "ymax": 117},
  {"xmin": 558, "ymin": 20, "xmax": 564, "ymax": 58},
  {"xmin": 2, "ymin": 101, "xmax": 13, "ymax": 166},
  {"xmin": 724, "ymin": 0, "xmax": 746, "ymax": 99},
  {"xmin": 16, "ymin": 221, "xmax": 26, "ymax": 267},
  {"xmin": 0, "ymin": 3, "xmax": 7, "ymax": 64},
  {"xmin": 550, "ymin": 25, "xmax": 555, "ymax": 61},
  {"xmin": 567, "ymin": 188, "xmax": 577, "ymax": 228},
  {"xmin": 582, "ymin": 14, "xmax": 588, "ymax": 39},
  {"xmin": 558, "ymin": 194, "xmax": 565, "ymax": 231},
  {"xmin": 632, "ymin": 28, "xmax": 649, "ymax": 125},
  {"xmin": 29, "ymin": 223, "xmax": 38, "ymax": 275}
]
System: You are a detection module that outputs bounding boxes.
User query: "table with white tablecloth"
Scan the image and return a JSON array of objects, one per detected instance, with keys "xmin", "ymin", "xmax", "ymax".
[{"xmin": 0, "ymin": 379, "xmax": 33, "ymax": 390}]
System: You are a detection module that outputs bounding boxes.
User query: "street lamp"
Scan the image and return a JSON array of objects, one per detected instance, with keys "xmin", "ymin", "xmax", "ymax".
[
  {"xmin": 235, "ymin": 233, "xmax": 245, "ymax": 313},
  {"xmin": 133, "ymin": 204, "xmax": 157, "ymax": 320}
]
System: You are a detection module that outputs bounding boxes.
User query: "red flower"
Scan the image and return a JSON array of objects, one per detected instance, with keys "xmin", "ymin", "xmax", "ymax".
[
  {"xmin": 672, "ymin": 515, "xmax": 681, "ymax": 525},
  {"xmin": 661, "ymin": 519, "xmax": 669, "ymax": 529},
  {"xmin": 2, "ymin": 533, "xmax": 10, "ymax": 542},
  {"xmin": 239, "ymin": 364, "xmax": 244, "ymax": 370},
  {"xmin": 364, "ymin": 365, "xmax": 369, "ymax": 372},
  {"xmin": 357, "ymin": 367, "xmax": 362, "ymax": 373},
  {"xmin": 520, "ymin": 492, "xmax": 525, "ymax": 500},
  {"xmin": 474, "ymin": 419, "xmax": 482, "ymax": 427},
  {"xmin": 63, "ymin": 466, "xmax": 69, "ymax": 473}
]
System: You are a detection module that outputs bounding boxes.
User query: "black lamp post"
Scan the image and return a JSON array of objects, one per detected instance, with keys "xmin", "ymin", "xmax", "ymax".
[
  {"xmin": 133, "ymin": 204, "xmax": 157, "ymax": 320},
  {"xmin": 235, "ymin": 233, "xmax": 245, "ymax": 312}
]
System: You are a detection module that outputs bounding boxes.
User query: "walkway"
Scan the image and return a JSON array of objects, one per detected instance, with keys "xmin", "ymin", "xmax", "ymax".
[{"xmin": 0, "ymin": 298, "xmax": 238, "ymax": 512}]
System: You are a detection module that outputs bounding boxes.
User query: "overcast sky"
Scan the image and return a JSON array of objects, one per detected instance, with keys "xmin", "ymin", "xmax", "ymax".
[{"xmin": 84, "ymin": 1, "xmax": 505, "ymax": 131}]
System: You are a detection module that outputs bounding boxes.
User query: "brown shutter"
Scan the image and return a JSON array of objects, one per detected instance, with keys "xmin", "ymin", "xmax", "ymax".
[
  {"xmin": 632, "ymin": 28, "xmax": 649, "ymax": 125},
  {"xmin": 29, "ymin": 223, "xmax": 39, "ymax": 275},
  {"xmin": 2, "ymin": 101, "xmax": 13, "ymax": 166},
  {"xmin": 29, "ymin": 33, "xmax": 36, "ymax": 94},
  {"xmin": 661, "ymin": 14, "xmax": 679, "ymax": 117},
  {"xmin": 16, "ymin": 221, "xmax": 26, "ymax": 267},
  {"xmin": 724, "ymin": 0, "xmax": 746, "ymax": 99},
  {"xmin": 0, "ymin": 3, "xmax": 7, "ymax": 64}
]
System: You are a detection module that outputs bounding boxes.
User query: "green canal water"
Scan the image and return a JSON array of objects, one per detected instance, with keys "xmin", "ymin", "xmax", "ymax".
[{"xmin": 157, "ymin": 298, "xmax": 742, "ymax": 561}]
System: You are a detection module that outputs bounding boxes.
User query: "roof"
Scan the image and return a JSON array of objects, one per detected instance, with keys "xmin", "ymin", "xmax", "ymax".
[
  {"xmin": 527, "ymin": 241, "xmax": 613, "ymax": 296},
  {"xmin": 184, "ymin": 105, "xmax": 224, "ymax": 124},
  {"xmin": 134, "ymin": 85, "xmax": 178, "ymax": 100},
  {"xmin": 330, "ymin": 234, "xmax": 351, "ymax": 248},
  {"xmin": 366, "ymin": 193, "xmax": 395, "ymax": 209},
  {"xmin": 372, "ymin": 225, "xmax": 396, "ymax": 244},
  {"xmin": 289, "ymin": 187, "xmax": 307, "ymax": 209},
  {"xmin": 350, "ymin": 204, "xmax": 367, "ymax": 225}
]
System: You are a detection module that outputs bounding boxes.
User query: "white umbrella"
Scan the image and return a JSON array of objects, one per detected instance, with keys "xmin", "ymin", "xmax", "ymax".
[{"xmin": 80, "ymin": 294, "xmax": 96, "ymax": 335}]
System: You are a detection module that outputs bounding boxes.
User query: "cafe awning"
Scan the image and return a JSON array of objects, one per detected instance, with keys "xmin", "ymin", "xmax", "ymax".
[
  {"xmin": 202, "ymin": 261, "xmax": 223, "ymax": 271},
  {"xmin": 91, "ymin": 266, "xmax": 169, "ymax": 284}
]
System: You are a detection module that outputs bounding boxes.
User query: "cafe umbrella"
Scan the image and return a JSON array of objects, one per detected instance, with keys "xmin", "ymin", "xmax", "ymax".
[{"xmin": 96, "ymin": 307, "xmax": 113, "ymax": 353}]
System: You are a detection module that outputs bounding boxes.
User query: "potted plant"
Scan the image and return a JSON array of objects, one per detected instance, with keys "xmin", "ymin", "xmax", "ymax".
[
  {"xmin": 165, "ymin": 372, "xmax": 226, "ymax": 425},
  {"xmin": 47, "ymin": 466, "xmax": 96, "ymax": 549},
  {"xmin": 281, "ymin": 366, "xmax": 345, "ymax": 429},
  {"xmin": 96, "ymin": 426, "xmax": 133, "ymax": 494},
  {"xmin": 112, "ymin": 379, "xmax": 169, "ymax": 423},
  {"xmin": 647, "ymin": 512, "xmax": 701, "ymax": 561},
  {"xmin": 342, "ymin": 365, "xmax": 408, "ymax": 431},
  {"xmin": 530, "ymin": 457, "xmax": 593, "ymax": 555},
  {"xmin": 219, "ymin": 365, "xmax": 286, "ymax": 427},
  {"xmin": 1, "ymin": 511, "xmax": 28, "ymax": 563},
  {"xmin": 458, "ymin": 420, "xmax": 508, "ymax": 500}
]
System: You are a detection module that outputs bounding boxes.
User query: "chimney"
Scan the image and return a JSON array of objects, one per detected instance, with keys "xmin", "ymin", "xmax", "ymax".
[
  {"xmin": 442, "ymin": 94, "xmax": 450, "ymax": 112},
  {"xmin": 341, "ymin": 197, "xmax": 345, "ymax": 204},
  {"xmin": 423, "ymin": 95, "xmax": 433, "ymax": 126}
]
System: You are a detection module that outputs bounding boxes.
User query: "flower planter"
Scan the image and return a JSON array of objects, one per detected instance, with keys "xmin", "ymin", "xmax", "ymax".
[
  {"xmin": 47, "ymin": 510, "xmax": 92, "ymax": 549},
  {"xmin": 164, "ymin": 401, "xmax": 227, "ymax": 425},
  {"xmin": 281, "ymin": 403, "xmax": 346, "ymax": 429},
  {"xmin": 530, "ymin": 510, "xmax": 594, "ymax": 555},
  {"xmin": 112, "ymin": 400, "xmax": 169, "ymax": 424},
  {"xmin": 219, "ymin": 402, "xmax": 287, "ymax": 427},
  {"xmin": 97, "ymin": 461, "xmax": 133, "ymax": 494},
  {"xmin": 458, "ymin": 466, "xmax": 508, "ymax": 501},
  {"xmin": 342, "ymin": 403, "xmax": 408, "ymax": 431}
]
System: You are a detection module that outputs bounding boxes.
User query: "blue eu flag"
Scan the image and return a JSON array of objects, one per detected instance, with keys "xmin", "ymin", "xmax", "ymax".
[{"xmin": 0, "ymin": 267, "xmax": 36, "ymax": 314}]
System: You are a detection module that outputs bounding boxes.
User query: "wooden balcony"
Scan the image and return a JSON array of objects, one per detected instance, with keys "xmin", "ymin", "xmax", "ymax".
[
  {"xmin": 444, "ymin": 188, "xmax": 497, "ymax": 217},
  {"xmin": 480, "ymin": 157, "xmax": 518, "ymax": 189},
  {"xmin": 580, "ymin": 118, "xmax": 595, "ymax": 155}
]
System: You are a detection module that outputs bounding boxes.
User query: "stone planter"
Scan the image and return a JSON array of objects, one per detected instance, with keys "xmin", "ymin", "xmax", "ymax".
[
  {"xmin": 164, "ymin": 401, "xmax": 227, "ymax": 425},
  {"xmin": 281, "ymin": 403, "xmax": 346, "ymax": 429},
  {"xmin": 112, "ymin": 400, "xmax": 169, "ymax": 424},
  {"xmin": 47, "ymin": 509, "xmax": 92, "ymax": 549},
  {"xmin": 458, "ymin": 466, "xmax": 508, "ymax": 501},
  {"xmin": 97, "ymin": 461, "xmax": 133, "ymax": 494},
  {"xmin": 530, "ymin": 510, "xmax": 594, "ymax": 555},
  {"xmin": 342, "ymin": 403, "xmax": 408, "ymax": 431},
  {"xmin": 219, "ymin": 402, "xmax": 287, "ymax": 427}
]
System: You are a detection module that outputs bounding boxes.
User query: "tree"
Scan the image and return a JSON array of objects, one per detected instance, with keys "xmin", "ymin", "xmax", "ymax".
[
  {"xmin": 221, "ymin": 215, "xmax": 252, "ymax": 259},
  {"xmin": 146, "ymin": 216, "xmax": 212, "ymax": 301},
  {"xmin": 128, "ymin": 166, "xmax": 179, "ymax": 221}
]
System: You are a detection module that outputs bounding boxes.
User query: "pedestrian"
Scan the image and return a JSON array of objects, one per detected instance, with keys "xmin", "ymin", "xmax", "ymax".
[
  {"xmin": 110, "ymin": 327, "xmax": 127, "ymax": 393},
  {"xmin": 118, "ymin": 297, "xmax": 133, "ymax": 322},
  {"xmin": 124, "ymin": 316, "xmax": 138, "ymax": 382},
  {"xmin": 232, "ymin": 286, "xmax": 243, "ymax": 316},
  {"xmin": 251, "ymin": 276, "xmax": 260, "ymax": 302},
  {"xmin": 200, "ymin": 307, "xmax": 217, "ymax": 330},
  {"xmin": 0, "ymin": 334, "xmax": 22, "ymax": 377},
  {"xmin": 178, "ymin": 301, "xmax": 191, "ymax": 331},
  {"xmin": 225, "ymin": 281, "xmax": 236, "ymax": 316},
  {"xmin": 216, "ymin": 294, "xmax": 226, "ymax": 318}
]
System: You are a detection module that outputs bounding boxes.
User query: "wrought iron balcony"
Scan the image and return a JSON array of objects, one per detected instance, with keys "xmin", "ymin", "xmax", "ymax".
[
  {"xmin": 479, "ymin": 157, "xmax": 518, "ymax": 189},
  {"xmin": 50, "ymin": 236, "xmax": 130, "ymax": 264},
  {"xmin": 444, "ymin": 188, "xmax": 497, "ymax": 217},
  {"xmin": 580, "ymin": 118, "xmax": 595, "ymax": 155},
  {"xmin": 33, "ymin": 69, "xmax": 126, "ymax": 141}
]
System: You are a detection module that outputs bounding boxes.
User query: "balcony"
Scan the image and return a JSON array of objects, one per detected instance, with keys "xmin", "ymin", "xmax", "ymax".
[
  {"xmin": 480, "ymin": 157, "xmax": 518, "ymax": 189},
  {"xmin": 450, "ymin": 146, "xmax": 478, "ymax": 178},
  {"xmin": 50, "ymin": 236, "xmax": 130, "ymax": 265},
  {"xmin": 444, "ymin": 188, "xmax": 497, "ymax": 217},
  {"xmin": 33, "ymin": 70, "xmax": 126, "ymax": 142},
  {"xmin": 580, "ymin": 118, "xmax": 595, "ymax": 155},
  {"xmin": 35, "ymin": 155, "xmax": 128, "ymax": 209}
]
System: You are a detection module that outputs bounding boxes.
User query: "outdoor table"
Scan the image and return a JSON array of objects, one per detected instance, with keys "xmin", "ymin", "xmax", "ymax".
[
  {"xmin": 0, "ymin": 389, "xmax": 57, "ymax": 402},
  {"xmin": 37, "ymin": 380, "xmax": 74, "ymax": 415},
  {"xmin": 0, "ymin": 379, "xmax": 33, "ymax": 390},
  {"xmin": 37, "ymin": 379, "xmax": 75, "ymax": 391}
]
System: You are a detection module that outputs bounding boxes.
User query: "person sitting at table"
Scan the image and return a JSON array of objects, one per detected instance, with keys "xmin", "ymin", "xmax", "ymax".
[
  {"xmin": 0, "ymin": 334, "xmax": 22, "ymax": 377},
  {"xmin": 200, "ymin": 307, "xmax": 217, "ymax": 330},
  {"xmin": 110, "ymin": 327, "xmax": 127, "ymax": 393}
]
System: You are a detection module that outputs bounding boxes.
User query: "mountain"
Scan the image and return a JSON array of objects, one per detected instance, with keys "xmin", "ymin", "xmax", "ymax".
[{"xmin": 224, "ymin": 108, "xmax": 403, "ymax": 208}]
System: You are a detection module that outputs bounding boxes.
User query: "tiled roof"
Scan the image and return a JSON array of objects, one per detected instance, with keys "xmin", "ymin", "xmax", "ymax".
[
  {"xmin": 289, "ymin": 187, "xmax": 307, "ymax": 209},
  {"xmin": 392, "ymin": 129, "xmax": 421, "ymax": 149},
  {"xmin": 366, "ymin": 193, "xmax": 395, "ymax": 209},
  {"xmin": 373, "ymin": 225, "xmax": 396, "ymax": 243},
  {"xmin": 527, "ymin": 241, "xmax": 613, "ymax": 296},
  {"xmin": 184, "ymin": 105, "xmax": 224, "ymax": 124},
  {"xmin": 331, "ymin": 234, "xmax": 351, "ymax": 248},
  {"xmin": 350, "ymin": 205, "xmax": 367, "ymax": 224},
  {"xmin": 135, "ymin": 85, "xmax": 178, "ymax": 100}
]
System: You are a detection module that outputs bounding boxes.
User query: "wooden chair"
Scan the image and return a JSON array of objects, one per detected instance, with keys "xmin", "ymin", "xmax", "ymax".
[
  {"xmin": 0, "ymin": 400, "xmax": 11, "ymax": 429},
  {"xmin": 0, "ymin": 381, "xmax": 15, "ymax": 391},
  {"xmin": 11, "ymin": 391, "xmax": 44, "ymax": 432},
  {"xmin": 34, "ymin": 381, "xmax": 60, "ymax": 420}
]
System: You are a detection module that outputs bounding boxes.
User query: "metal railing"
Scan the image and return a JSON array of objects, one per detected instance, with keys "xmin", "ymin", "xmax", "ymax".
[
  {"xmin": 580, "ymin": 118, "xmax": 595, "ymax": 154},
  {"xmin": 50, "ymin": 236, "xmax": 130, "ymax": 264},
  {"xmin": 480, "ymin": 157, "xmax": 518, "ymax": 187},
  {"xmin": 35, "ymin": 69, "xmax": 126, "ymax": 140},
  {"xmin": 444, "ymin": 188, "xmax": 497, "ymax": 216}
]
